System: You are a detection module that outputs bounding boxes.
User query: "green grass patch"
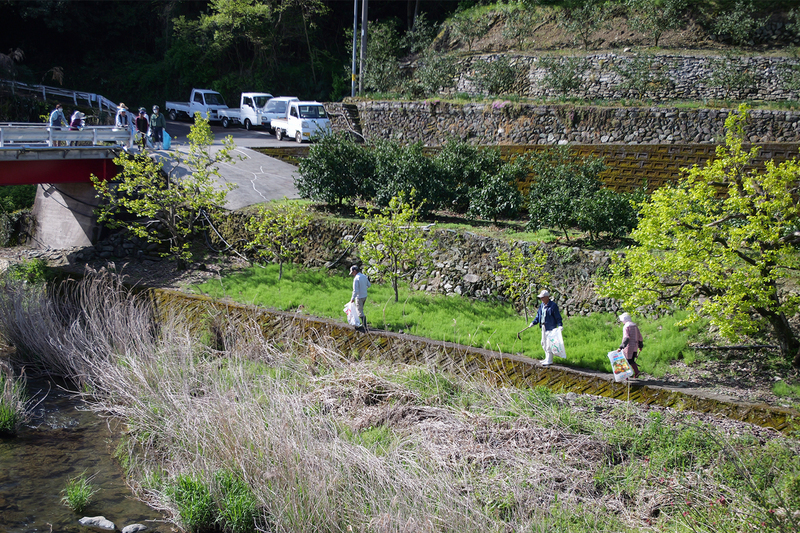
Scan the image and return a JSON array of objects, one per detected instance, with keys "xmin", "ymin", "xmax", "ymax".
[
  {"xmin": 167, "ymin": 474, "xmax": 217, "ymax": 532},
  {"xmin": 194, "ymin": 263, "xmax": 705, "ymax": 376},
  {"xmin": 60, "ymin": 471, "xmax": 99, "ymax": 514},
  {"xmin": 774, "ymin": 380, "xmax": 800, "ymax": 399}
]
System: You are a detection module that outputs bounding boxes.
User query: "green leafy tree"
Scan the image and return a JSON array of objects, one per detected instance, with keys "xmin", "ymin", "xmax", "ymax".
[
  {"xmin": 357, "ymin": 191, "xmax": 432, "ymax": 303},
  {"xmin": 411, "ymin": 49, "xmax": 458, "ymax": 97},
  {"xmin": 372, "ymin": 140, "xmax": 441, "ymax": 211},
  {"xmin": 448, "ymin": 11, "xmax": 492, "ymax": 52},
  {"xmin": 626, "ymin": 0, "xmax": 687, "ymax": 47},
  {"xmin": 245, "ymin": 199, "xmax": 312, "ymax": 280},
  {"xmin": 556, "ymin": 0, "xmax": 611, "ymax": 50},
  {"xmin": 497, "ymin": 247, "xmax": 551, "ymax": 323},
  {"xmin": 538, "ymin": 56, "xmax": 587, "ymax": 97},
  {"xmin": 525, "ymin": 147, "xmax": 607, "ymax": 240},
  {"xmin": 92, "ymin": 115, "xmax": 236, "ymax": 269},
  {"xmin": 706, "ymin": 53, "xmax": 756, "ymax": 100},
  {"xmin": 469, "ymin": 56, "xmax": 522, "ymax": 96},
  {"xmin": 296, "ymin": 132, "xmax": 374, "ymax": 206},
  {"xmin": 710, "ymin": 0, "xmax": 765, "ymax": 47},
  {"xmin": 467, "ymin": 164, "xmax": 526, "ymax": 224},
  {"xmin": 598, "ymin": 105, "xmax": 800, "ymax": 368},
  {"xmin": 359, "ymin": 19, "xmax": 405, "ymax": 93},
  {"xmin": 613, "ymin": 54, "xmax": 673, "ymax": 100}
]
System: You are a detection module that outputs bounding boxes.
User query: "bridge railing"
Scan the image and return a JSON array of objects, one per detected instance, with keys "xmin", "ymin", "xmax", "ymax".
[
  {"xmin": 0, "ymin": 79, "xmax": 117, "ymax": 115},
  {"xmin": 0, "ymin": 123, "xmax": 135, "ymax": 148}
]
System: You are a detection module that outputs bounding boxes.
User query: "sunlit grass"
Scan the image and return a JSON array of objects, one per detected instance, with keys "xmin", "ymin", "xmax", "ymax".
[{"xmin": 194, "ymin": 263, "xmax": 704, "ymax": 376}]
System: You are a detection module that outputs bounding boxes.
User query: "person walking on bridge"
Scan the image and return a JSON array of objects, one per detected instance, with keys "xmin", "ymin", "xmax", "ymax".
[
  {"xmin": 48, "ymin": 103, "xmax": 66, "ymax": 129},
  {"xmin": 48, "ymin": 103, "xmax": 67, "ymax": 145},
  {"xmin": 150, "ymin": 105, "xmax": 166, "ymax": 150}
]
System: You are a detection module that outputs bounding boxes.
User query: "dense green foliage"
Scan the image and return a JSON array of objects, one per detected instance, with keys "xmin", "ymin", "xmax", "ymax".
[
  {"xmin": 298, "ymin": 137, "xmax": 639, "ymax": 239},
  {"xmin": 357, "ymin": 192, "xmax": 432, "ymax": 303},
  {"xmin": 598, "ymin": 105, "xmax": 800, "ymax": 367},
  {"xmin": 92, "ymin": 116, "xmax": 236, "ymax": 269},
  {"xmin": 245, "ymin": 200, "xmax": 312, "ymax": 280},
  {"xmin": 525, "ymin": 147, "xmax": 644, "ymax": 241}
]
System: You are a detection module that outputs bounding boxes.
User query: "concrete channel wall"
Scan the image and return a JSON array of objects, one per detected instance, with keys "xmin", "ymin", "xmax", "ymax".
[{"xmin": 149, "ymin": 289, "xmax": 800, "ymax": 435}]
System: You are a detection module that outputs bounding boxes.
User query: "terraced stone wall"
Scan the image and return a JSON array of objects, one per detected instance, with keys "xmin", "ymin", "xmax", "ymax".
[
  {"xmin": 329, "ymin": 101, "xmax": 800, "ymax": 146},
  {"xmin": 454, "ymin": 53, "xmax": 800, "ymax": 102}
]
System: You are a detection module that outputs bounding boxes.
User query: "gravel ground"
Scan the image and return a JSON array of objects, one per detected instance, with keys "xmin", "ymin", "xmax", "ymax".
[{"xmin": 2, "ymin": 244, "xmax": 799, "ymax": 413}]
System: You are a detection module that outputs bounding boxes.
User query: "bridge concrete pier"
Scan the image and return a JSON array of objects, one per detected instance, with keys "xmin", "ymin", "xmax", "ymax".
[{"xmin": 31, "ymin": 182, "xmax": 102, "ymax": 250}]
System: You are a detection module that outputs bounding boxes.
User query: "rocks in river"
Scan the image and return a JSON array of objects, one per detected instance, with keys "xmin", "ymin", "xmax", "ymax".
[
  {"xmin": 78, "ymin": 516, "xmax": 148, "ymax": 532},
  {"xmin": 78, "ymin": 516, "xmax": 115, "ymax": 530}
]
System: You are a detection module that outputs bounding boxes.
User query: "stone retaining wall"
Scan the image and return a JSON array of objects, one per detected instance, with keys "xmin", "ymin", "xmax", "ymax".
[
  {"xmin": 327, "ymin": 101, "xmax": 800, "ymax": 146},
  {"xmin": 150, "ymin": 288, "xmax": 800, "ymax": 435},
  {"xmin": 453, "ymin": 53, "xmax": 800, "ymax": 102}
]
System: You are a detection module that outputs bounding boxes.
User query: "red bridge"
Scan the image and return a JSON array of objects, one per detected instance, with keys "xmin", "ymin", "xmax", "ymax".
[{"xmin": 0, "ymin": 123, "xmax": 135, "ymax": 249}]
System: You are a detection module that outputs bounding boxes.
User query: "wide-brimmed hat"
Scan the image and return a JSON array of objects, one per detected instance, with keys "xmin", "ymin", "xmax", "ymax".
[
  {"xmin": 618, "ymin": 313, "xmax": 632, "ymax": 323},
  {"xmin": 537, "ymin": 290, "xmax": 550, "ymax": 298}
]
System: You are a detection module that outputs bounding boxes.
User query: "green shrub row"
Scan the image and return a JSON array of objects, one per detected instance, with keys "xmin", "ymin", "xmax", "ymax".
[{"xmin": 297, "ymin": 135, "xmax": 644, "ymax": 238}]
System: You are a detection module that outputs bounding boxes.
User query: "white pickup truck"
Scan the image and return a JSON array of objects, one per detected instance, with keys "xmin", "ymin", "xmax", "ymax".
[
  {"xmin": 218, "ymin": 92, "xmax": 273, "ymax": 130},
  {"xmin": 261, "ymin": 96, "xmax": 299, "ymax": 134},
  {"xmin": 165, "ymin": 88, "xmax": 228, "ymax": 122},
  {"xmin": 271, "ymin": 101, "xmax": 331, "ymax": 143}
]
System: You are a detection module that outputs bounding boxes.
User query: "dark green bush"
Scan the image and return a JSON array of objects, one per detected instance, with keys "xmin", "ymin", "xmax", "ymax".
[
  {"xmin": 432, "ymin": 140, "xmax": 505, "ymax": 213},
  {"xmin": 372, "ymin": 140, "xmax": 440, "ymax": 209},
  {"xmin": 296, "ymin": 132, "xmax": 374, "ymax": 205}
]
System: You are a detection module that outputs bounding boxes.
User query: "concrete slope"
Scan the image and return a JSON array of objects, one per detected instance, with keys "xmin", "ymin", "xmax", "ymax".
[{"xmin": 157, "ymin": 145, "xmax": 300, "ymax": 211}]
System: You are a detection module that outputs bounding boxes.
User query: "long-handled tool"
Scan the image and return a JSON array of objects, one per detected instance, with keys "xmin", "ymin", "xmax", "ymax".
[{"xmin": 516, "ymin": 324, "xmax": 534, "ymax": 340}]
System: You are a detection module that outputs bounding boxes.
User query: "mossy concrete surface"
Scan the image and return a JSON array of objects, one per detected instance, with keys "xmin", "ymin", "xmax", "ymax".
[{"xmin": 150, "ymin": 289, "xmax": 799, "ymax": 435}]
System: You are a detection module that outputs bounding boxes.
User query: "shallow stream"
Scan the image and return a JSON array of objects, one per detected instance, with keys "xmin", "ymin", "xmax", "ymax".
[{"xmin": 0, "ymin": 379, "xmax": 171, "ymax": 533}]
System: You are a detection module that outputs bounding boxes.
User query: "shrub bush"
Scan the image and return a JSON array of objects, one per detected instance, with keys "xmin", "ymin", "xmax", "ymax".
[{"xmin": 296, "ymin": 132, "xmax": 374, "ymax": 205}]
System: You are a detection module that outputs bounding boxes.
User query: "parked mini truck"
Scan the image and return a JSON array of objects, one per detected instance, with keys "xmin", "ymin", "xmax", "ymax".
[
  {"xmin": 165, "ymin": 88, "xmax": 228, "ymax": 122},
  {"xmin": 270, "ymin": 101, "xmax": 331, "ymax": 143},
  {"xmin": 261, "ymin": 96, "xmax": 299, "ymax": 133},
  {"xmin": 218, "ymin": 92, "xmax": 273, "ymax": 130}
]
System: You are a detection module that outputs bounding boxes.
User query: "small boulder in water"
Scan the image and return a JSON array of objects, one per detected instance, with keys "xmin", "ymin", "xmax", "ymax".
[
  {"xmin": 79, "ymin": 516, "xmax": 116, "ymax": 530},
  {"xmin": 122, "ymin": 524, "xmax": 148, "ymax": 533}
]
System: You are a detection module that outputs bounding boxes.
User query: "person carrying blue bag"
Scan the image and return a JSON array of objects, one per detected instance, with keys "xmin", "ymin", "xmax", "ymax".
[{"xmin": 529, "ymin": 289, "xmax": 563, "ymax": 366}]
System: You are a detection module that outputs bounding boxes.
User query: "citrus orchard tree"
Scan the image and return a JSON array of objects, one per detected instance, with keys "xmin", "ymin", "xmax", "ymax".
[
  {"xmin": 598, "ymin": 105, "xmax": 800, "ymax": 367},
  {"xmin": 357, "ymin": 191, "xmax": 433, "ymax": 303},
  {"xmin": 92, "ymin": 114, "xmax": 236, "ymax": 269},
  {"xmin": 245, "ymin": 200, "xmax": 312, "ymax": 280},
  {"xmin": 497, "ymin": 246, "xmax": 550, "ymax": 323}
]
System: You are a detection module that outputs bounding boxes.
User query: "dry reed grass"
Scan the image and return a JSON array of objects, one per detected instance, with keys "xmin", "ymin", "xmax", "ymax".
[{"xmin": 0, "ymin": 270, "xmax": 794, "ymax": 532}]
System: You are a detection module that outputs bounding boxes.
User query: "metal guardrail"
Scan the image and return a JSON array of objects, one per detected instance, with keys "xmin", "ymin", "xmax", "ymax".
[
  {"xmin": 0, "ymin": 123, "xmax": 135, "ymax": 148},
  {"xmin": 0, "ymin": 79, "xmax": 117, "ymax": 115}
]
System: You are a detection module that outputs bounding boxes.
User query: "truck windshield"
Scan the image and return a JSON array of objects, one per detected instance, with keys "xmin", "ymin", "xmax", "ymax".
[
  {"xmin": 299, "ymin": 106, "xmax": 327, "ymax": 119},
  {"xmin": 253, "ymin": 95, "xmax": 271, "ymax": 108},
  {"xmin": 204, "ymin": 93, "xmax": 226, "ymax": 106}
]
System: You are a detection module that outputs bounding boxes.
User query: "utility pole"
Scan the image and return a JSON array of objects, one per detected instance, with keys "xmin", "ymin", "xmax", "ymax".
[
  {"xmin": 351, "ymin": 0, "xmax": 358, "ymax": 97},
  {"xmin": 358, "ymin": 0, "xmax": 368, "ymax": 94}
]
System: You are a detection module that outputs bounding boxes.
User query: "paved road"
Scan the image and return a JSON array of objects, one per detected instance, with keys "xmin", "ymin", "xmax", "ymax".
[{"xmin": 163, "ymin": 119, "xmax": 302, "ymax": 210}]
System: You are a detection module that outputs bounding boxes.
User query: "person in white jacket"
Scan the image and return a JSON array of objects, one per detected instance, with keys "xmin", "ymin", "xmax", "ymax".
[{"xmin": 350, "ymin": 265, "xmax": 371, "ymax": 331}]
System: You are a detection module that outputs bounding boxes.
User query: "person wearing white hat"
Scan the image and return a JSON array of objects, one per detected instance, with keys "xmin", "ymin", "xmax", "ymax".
[
  {"xmin": 618, "ymin": 312, "xmax": 643, "ymax": 378},
  {"xmin": 529, "ymin": 289, "xmax": 562, "ymax": 366}
]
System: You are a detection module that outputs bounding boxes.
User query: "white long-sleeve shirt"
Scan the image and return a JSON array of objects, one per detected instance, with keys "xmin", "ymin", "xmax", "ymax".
[{"xmin": 352, "ymin": 273, "xmax": 371, "ymax": 300}]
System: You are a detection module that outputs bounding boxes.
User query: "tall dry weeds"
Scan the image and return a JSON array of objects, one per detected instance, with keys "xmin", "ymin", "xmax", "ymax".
[{"xmin": 0, "ymin": 271, "xmax": 494, "ymax": 531}]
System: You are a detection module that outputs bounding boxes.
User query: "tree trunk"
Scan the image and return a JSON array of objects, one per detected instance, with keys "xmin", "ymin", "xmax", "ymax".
[{"xmin": 761, "ymin": 308, "xmax": 800, "ymax": 367}]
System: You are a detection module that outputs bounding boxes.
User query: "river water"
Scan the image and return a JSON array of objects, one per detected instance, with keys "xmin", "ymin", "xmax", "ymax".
[{"xmin": 0, "ymin": 379, "xmax": 171, "ymax": 533}]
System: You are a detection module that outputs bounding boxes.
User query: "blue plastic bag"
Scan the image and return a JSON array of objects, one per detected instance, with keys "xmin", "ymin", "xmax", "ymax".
[{"xmin": 163, "ymin": 130, "xmax": 171, "ymax": 150}]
